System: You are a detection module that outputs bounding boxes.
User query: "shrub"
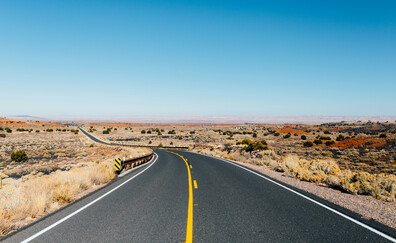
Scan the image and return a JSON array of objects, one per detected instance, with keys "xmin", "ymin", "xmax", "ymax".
[
  {"xmin": 170, "ymin": 141, "xmax": 173, "ymax": 145},
  {"xmin": 294, "ymin": 133, "xmax": 298, "ymax": 136},
  {"xmin": 36, "ymin": 130, "xmax": 40, "ymax": 133},
  {"xmin": 274, "ymin": 132, "xmax": 280, "ymax": 136},
  {"xmin": 141, "ymin": 130, "xmax": 146, "ymax": 134},
  {"xmin": 301, "ymin": 135, "xmax": 307, "ymax": 140},
  {"xmin": 319, "ymin": 136, "xmax": 331, "ymax": 140},
  {"xmin": 325, "ymin": 141, "xmax": 335, "ymax": 146},
  {"xmin": 89, "ymin": 144, "xmax": 94, "ymax": 147},
  {"xmin": 242, "ymin": 140, "xmax": 269, "ymax": 152},
  {"xmin": 11, "ymin": 150, "xmax": 28, "ymax": 162},
  {"xmin": 336, "ymin": 135, "xmax": 345, "ymax": 141},
  {"xmin": 324, "ymin": 130, "xmax": 332, "ymax": 134},
  {"xmin": 313, "ymin": 139, "xmax": 323, "ymax": 145},
  {"xmin": 0, "ymin": 134, "xmax": 5, "ymax": 138},
  {"xmin": 178, "ymin": 136, "xmax": 183, "ymax": 140},
  {"xmin": 379, "ymin": 133, "xmax": 387, "ymax": 138},
  {"xmin": 168, "ymin": 130, "xmax": 176, "ymax": 134},
  {"xmin": 158, "ymin": 143, "xmax": 163, "ymax": 147},
  {"xmin": 5, "ymin": 128, "xmax": 12, "ymax": 133},
  {"xmin": 253, "ymin": 133, "xmax": 257, "ymax": 138},
  {"xmin": 303, "ymin": 141, "xmax": 313, "ymax": 147},
  {"xmin": 149, "ymin": 140, "xmax": 152, "ymax": 144},
  {"xmin": 0, "ymin": 127, "xmax": 3, "ymax": 131},
  {"xmin": 190, "ymin": 131, "xmax": 195, "ymax": 134},
  {"xmin": 157, "ymin": 132, "xmax": 162, "ymax": 135},
  {"xmin": 103, "ymin": 130, "xmax": 109, "ymax": 134},
  {"xmin": 147, "ymin": 130, "xmax": 152, "ymax": 134},
  {"xmin": 283, "ymin": 133, "xmax": 291, "ymax": 138},
  {"xmin": 46, "ymin": 129, "xmax": 53, "ymax": 132}
]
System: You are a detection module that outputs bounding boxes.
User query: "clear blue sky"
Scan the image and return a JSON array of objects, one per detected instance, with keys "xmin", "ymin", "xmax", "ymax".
[{"xmin": 1, "ymin": 0, "xmax": 395, "ymax": 117}]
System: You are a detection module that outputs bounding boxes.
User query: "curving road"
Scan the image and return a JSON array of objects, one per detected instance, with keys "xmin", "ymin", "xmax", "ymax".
[{"xmin": 2, "ymin": 148, "xmax": 396, "ymax": 242}]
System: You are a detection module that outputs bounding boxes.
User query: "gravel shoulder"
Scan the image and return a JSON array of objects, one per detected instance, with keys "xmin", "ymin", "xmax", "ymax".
[{"xmin": 230, "ymin": 158, "xmax": 396, "ymax": 229}]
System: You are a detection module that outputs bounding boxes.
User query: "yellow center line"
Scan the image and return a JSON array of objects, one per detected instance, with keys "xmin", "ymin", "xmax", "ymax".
[
  {"xmin": 167, "ymin": 151, "xmax": 193, "ymax": 243},
  {"xmin": 193, "ymin": 180, "xmax": 198, "ymax": 189}
]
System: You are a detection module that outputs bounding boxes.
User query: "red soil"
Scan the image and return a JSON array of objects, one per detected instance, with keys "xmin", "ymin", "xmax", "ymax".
[
  {"xmin": 276, "ymin": 126, "xmax": 309, "ymax": 135},
  {"xmin": 333, "ymin": 138, "xmax": 387, "ymax": 149},
  {"xmin": 0, "ymin": 120, "xmax": 27, "ymax": 126}
]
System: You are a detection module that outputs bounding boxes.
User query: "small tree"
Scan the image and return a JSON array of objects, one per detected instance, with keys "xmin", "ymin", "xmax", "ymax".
[
  {"xmin": 313, "ymin": 139, "xmax": 322, "ymax": 145},
  {"xmin": 303, "ymin": 141, "xmax": 313, "ymax": 147},
  {"xmin": 11, "ymin": 150, "xmax": 28, "ymax": 162},
  {"xmin": 141, "ymin": 130, "xmax": 146, "ymax": 134},
  {"xmin": 301, "ymin": 135, "xmax": 307, "ymax": 140}
]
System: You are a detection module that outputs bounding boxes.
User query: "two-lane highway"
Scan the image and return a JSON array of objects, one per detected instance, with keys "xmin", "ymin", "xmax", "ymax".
[{"xmin": 3, "ymin": 149, "xmax": 396, "ymax": 242}]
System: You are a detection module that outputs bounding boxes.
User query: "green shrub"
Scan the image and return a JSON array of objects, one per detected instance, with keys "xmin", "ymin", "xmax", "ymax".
[
  {"xmin": 190, "ymin": 131, "xmax": 195, "ymax": 134},
  {"xmin": 170, "ymin": 141, "xmax": 173, "ymax": 145},
  {"xmin": 103, "ymin": 130, "xmax": 110, "ymax": 134},
  {"xmin": 89, "ymin": 144, "xmax": 94, "ymax": 147},
  {"xmin": 303, "ymin": 141, "xmax": 314, "ymax": 147},
  {"xmin": 178, "ymin": 136, "xmax": 183, "ymax": 140},
  {"xmin": 274, "ymin": 132, "xmax": 280, "ymax": 136},
  {"xmin": 253, "ymin": 133, "xmax": 257, "ymax": 138},
  {"xmin": 5, "ymin": 128, "xmax": 12, "ymax": 133},
  {"xmin": 325, "ymin": 141, "xmax": 335, "ymax": 146},
  {"xmin": 0, "ymin": 134, "xmax": 5, "ymax": 138},
  {"xmin": 158, "ymin": 142, "xmax": 163, "ymax": 147},
  {"xmin": 46, "ymin": 129, "xmax": 53, "ymax": 132},
  {"xmin": 283, "ymin": 133, "xmax": 291, "ymax": 138},
  {"xmin": 141, "ymin": 130, "xmax": 146, "ymax": 134},
  {"xmin": 301, "ymin": 135, "xmax": 307, "ymax": 140},
  {"xmin": 36, "ymin": 130, "xmax": 40, "ymax": 133},
  {"xmin": 147, "ymin": 130, "xmax": 152, "ymax": 134},
  {"xmin": 319, "ymin": 136, "xmax": 331, "ymax": 140},
  {"xmin": 313, "ymin": 139, "xmax": 322, "ymax": 145},
  {"xmin": 149, "ymin": 140, "xmax": 152, "ymax": 144},
  {"xmin": 324, "ymin": 130, "xmax": 332, "ymax": 134},
  {"xmin": 379, "ymin": 133, "xmax": 387, "ymax": 138},
  {"xmin": 336, "ymin": 135, "xmax": 345, "ymax": 141},
  {"xmin": 158, "ymin": 132, "xmax": 162, "ymax": 135},
  {"xmin": 0, "ymin": 127, "xmax": 3, "ymax": 131},
  {"xmin": 11, "ymin": 150, "xmax": 28, "ymax": 162}
]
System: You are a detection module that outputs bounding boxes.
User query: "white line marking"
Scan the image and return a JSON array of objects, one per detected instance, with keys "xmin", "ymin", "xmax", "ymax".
[
  {"xmin": 21, "ymin": 153, "xmax": 158, "ymax": 243},
  {"xmin": 186, "ymin": 151, "xmax": 396, "ymax": 242}
]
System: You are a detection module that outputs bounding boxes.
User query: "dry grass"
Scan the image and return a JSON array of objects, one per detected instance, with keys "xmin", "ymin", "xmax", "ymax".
[
  {"xmin": 0, "ymin": 160, "xmax": 116, "ymax": 235},
  {"xmin": 195, "ymin": 148, "xmax": 396, "ymax": 202}
]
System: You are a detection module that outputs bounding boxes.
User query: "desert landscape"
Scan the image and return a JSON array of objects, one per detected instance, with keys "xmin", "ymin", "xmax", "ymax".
[{"xmin": 0, "ymin": 117, "xmax": 395, "ymax": 235}]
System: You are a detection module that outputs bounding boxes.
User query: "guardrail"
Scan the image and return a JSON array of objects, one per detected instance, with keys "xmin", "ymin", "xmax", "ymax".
[{"xmin": 115, "ymin": 152, "xmax": 155, "ymax": 174}]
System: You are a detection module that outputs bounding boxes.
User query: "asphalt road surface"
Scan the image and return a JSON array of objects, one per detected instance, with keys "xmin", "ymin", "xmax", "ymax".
[{"xmin": 3, "ymin": 149, "xmax": 396, "ymax": 242}]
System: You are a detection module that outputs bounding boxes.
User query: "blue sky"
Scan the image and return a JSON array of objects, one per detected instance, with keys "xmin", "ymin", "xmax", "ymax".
[{"xmin": 0, "ymin": 0, "xmax": 395, "ymax": 117}]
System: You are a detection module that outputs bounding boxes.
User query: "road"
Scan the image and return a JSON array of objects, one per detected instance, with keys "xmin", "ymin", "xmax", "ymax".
[{"xmin": 3, "ymin": 149, "xmax": 396, "ymax": 242}]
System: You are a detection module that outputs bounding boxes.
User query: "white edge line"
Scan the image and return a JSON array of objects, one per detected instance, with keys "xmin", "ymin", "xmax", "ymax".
[
  {"xmin": 187, "ymin": 151, "xmax": 396, "ymax": 242},
  {"xmin": 21, "ymin": 153, "xmax": 158, "ymax": 243}
]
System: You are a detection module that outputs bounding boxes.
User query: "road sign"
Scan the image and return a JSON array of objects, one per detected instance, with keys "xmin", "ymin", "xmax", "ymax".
[{"xmin": 114, "ymin": 158, "xmax": 122, "ymax": 172}]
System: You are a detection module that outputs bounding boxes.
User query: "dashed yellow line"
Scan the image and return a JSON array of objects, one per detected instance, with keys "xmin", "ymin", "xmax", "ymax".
[
  {"xmin": 167, "ymin": 151, "xmax": 193, "ymax": 243},
  {"xmin": 193, "ymin": 180, "xmax": 198, "ymax": 189},
  {"xmin": 190, "ymin": 165, "xmax": 192, "ymax": 169}
]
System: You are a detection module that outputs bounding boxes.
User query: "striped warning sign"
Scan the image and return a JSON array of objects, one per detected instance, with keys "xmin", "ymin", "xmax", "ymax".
[{"xmin": 114, "ymin": 158, "xmax": 122, "ymax": 171}]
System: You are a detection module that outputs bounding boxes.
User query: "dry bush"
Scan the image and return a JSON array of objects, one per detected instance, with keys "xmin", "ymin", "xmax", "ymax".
[
  {"xmin": 0, "ymin": 160, "xmax": 116, "ymax": 236},
  {"xmin": 194, "ymin": 147, "xmax": 396, "ymax": 202}
]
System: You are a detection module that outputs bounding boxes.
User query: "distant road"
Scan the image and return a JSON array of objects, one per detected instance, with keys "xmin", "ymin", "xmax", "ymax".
[{"xmin": 4, "ymin": 138, "xmax": 396, "ymax": 242}]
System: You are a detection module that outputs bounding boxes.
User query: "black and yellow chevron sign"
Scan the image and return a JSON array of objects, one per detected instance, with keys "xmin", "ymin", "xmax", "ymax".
[{"xmin": 114, "ymin": 158, "xmax": 122, "ymax": 171}]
